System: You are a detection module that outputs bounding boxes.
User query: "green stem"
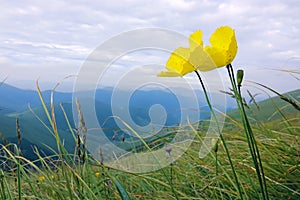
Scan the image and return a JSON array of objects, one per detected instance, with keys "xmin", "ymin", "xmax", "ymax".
[
  {"xmin": 194, "ymin": 70, "xmax": 243, "ymax": 200},
  {"xmin": 215, "ymin": 142, "xmax": 218, "ymax": 176},
  {"xmin": 14, "ymin": 145, "xmax": 22, "ymax": 200},
  {"xmin": 226, "ymin": 64, "xmax": 269, "ymax": 200}
]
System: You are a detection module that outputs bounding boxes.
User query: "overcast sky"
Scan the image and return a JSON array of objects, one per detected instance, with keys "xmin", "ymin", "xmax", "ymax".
[{"xmin": 0, "ymin": 0, "xmax": 299, "ymax": 94}]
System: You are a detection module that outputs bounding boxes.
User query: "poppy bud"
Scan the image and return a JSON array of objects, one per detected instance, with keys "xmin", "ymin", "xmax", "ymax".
[{"xmin": 237, "ymin": 69, "xmax": 244, "ymax": 86}]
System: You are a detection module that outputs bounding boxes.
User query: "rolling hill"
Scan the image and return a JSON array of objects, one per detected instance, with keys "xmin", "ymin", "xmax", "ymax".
[
  {"xmin": 227, "ymin": 89, "xmax": 300, "ymax": 122},
  {"xmin": 1, "ymin": 82, "xmax": 298, "ymax": 162}
]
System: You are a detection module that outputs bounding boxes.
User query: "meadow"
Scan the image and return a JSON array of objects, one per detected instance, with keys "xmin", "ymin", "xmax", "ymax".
[{"xmin": 0, "ymin": 73, "xmax": 299, "ymax": 199}]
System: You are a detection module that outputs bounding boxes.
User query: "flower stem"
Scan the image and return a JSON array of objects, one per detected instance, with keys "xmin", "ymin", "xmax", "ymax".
[
  {"xmin": 226, "ymin": 64, "xmax": 269, "ymax": 200},
  {"xmin": 194, "ymin": 70, "xmax": 243, "ymax": 200}
]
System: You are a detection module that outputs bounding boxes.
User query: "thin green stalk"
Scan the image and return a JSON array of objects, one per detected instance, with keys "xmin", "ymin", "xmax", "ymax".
[
  {"xmin": 194, "ymin": 70, "xmax": 244, "ymax": 199},
  {"xmin": 0, "ymin": 173, "xmax": 6, "ymax": 200},
  {"xmin": 64, "ymin": 163, "xmax": 101, "ymax": 200},
  {"xmin": 226, "ymin": 64, "xmax": 269, "ymax": 200},
  {"xmin": 215, "ymin": 142, "xmax": 219, "ymax": 176},
  {"xmin": 240, "ymin": 100, "xmax": 269, "ymax": 200},
  {"xmin": 2, "ymin": 145, "xmax": 39, "ymax": 198},
  {"xmin": 62, "ymin": 161, "xmax": 75, "ymax": 200},
  {"xmin": 228, "ymin": 67, "xmax": 258, "ymax": 163},
  {"xmin": 60, "ymin": 103, "xmax": 77, "ymax": 141},
  {"xmin": 36, "ymin": 82, "xmax": 71, "ymax": 163},
  {"xmin": 227, "ymin": 65, "xmax": 260, "ymax": 179},
  {"xmin": 0, "ymin": 169, "xmax": 13, "ymax": 200},
  {"xmin": 167, "ymin": 151, "xmax": 173, "ymax": 187},
  {"xmin": 14, "ymin": 145, "xmax": 22, "ymax": 200},
  {"xmin": 214, "ymin": 142, "xmax": 225, "ymax": 200},
  {"xmin": 188, "ymin": 122, "xmax": 241, "ymax": 196}
]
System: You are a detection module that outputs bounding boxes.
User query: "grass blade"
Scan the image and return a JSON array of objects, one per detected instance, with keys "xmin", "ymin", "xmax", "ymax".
[{"xmin": 111, "ymin": 177, "xmax": 131, "ymax": 200}]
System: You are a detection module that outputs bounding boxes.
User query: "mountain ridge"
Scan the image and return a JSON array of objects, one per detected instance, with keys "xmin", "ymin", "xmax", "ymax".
[{"xmin": 1, "ymin": 82, "xmax": 298, "ymax": 162}]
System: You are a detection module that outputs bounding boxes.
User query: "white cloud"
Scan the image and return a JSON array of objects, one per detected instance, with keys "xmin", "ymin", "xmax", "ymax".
[{"xmin": 0, "ymin": 0, "xmax": 299, "ymax": 92}]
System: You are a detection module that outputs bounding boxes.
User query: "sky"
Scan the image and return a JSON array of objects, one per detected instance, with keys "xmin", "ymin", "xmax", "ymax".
[{"xmin": 0, "ymin": 0, "xmax": 300, "ymax": 94}]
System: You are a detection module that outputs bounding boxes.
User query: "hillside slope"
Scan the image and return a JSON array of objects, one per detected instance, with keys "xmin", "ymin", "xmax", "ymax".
[{"xmin": 227, "ymin": 89, "xmax": 300, "ymax": 122}]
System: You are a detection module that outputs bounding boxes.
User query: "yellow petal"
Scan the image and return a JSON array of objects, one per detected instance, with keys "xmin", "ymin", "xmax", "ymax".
[
  {"xmin": 206, "ymin": 26, "xmax": 238, "ymax": 67},
  {"xmin": 157, "ymin": 71, "xmax": 182, "ymax": 77},
  {"xmin": 165, "ymin": 47, "xmax": 196, "ymax": 76},
  {"xmin": 189, "ymin": 30, "xmax": 203, "ymax": 50},
  {"xmin": 226, "ymin": 31, "xmax": 238, "ymax": 64},
  {"xmin": 190, "ymin": 46, "xmax": 217, "ymax": 72},
  {"xmin": 204, "ymin": 46, "xmax": 227, "ymax": 68}
]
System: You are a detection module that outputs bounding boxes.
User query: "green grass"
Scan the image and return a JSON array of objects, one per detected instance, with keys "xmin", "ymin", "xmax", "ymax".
[{"xmin": 0, "ymin": 85, "xmax": 299, "ymax": 199}]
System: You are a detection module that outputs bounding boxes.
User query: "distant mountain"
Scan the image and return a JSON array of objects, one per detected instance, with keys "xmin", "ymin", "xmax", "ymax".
[
  {"xmin": 0, "ymin": 83, "xmax": 214, "ymax": 160},
  {"xmin": 0, "ymin": 83, "xmax": 72, "ymax": 114},
  {"xmin": 0, "ymin": 83, "xmax": 217, "ymax": 123},
  {"xmin": 0, "ymin": 83, "xmax": 212, "ymax": 113}
]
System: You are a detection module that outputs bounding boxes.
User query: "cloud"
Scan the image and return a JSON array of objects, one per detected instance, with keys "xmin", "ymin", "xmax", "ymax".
[{"xmin": 0, "ymin": 0, "xmax": 299, "ymax": 92}]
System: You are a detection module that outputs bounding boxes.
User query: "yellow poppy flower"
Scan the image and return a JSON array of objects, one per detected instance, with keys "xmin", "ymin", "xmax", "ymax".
[
  {"xmin": 158, "ymin": 26, "xmax": 237, "ymax": 77},
  {"xmin": 204, "ymin": 26, "xmax": 238, "ymax": 68}
]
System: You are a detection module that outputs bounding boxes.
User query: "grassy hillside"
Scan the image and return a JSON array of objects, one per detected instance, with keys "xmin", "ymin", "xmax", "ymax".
[
  {"xmin": 0, "ymin": 88, "xmax": 298, "ymax": 161},
  {"xmin": 0, "ymin": 103, "xmax": 76, "ymax": 158},
  {"xmin": 0, "ymin": 87, "xmax": 299, "ymax": 199},
  {"xmin": 227, "ymin": 89, "xmax": 300, "ymax": 122}
]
